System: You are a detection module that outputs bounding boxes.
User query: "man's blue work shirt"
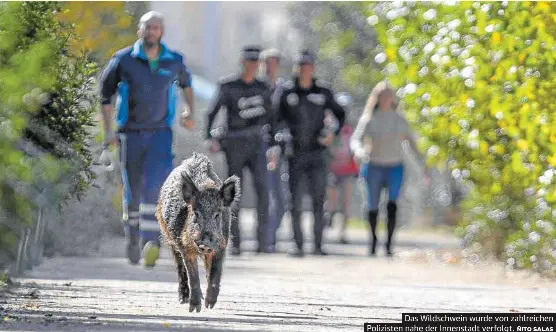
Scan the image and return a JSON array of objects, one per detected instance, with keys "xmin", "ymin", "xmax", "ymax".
[{"xmin": 99, "ymin": 40, "xmax": 192, "ymax": 132}]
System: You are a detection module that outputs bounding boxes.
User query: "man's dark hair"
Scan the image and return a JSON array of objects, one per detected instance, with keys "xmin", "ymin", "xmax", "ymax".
[{"xmin": 295, "ymin": 49, "xmax": 317, "ymax": 65}]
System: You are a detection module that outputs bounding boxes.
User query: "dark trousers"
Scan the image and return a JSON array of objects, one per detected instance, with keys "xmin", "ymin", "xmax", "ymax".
[
  {"xmin": 266, "ymin": 155, "xmax": 289, "ymax": 247},
  {"xmin": 118, "ymin": 129, "xmax": 173, "ymax": 243},
  {"xmin": 288, "ymin": 150, "xmax": 328, "ymax": 251},
  {"xmin": 223, "ymin": 137, "xmax": 269, "ymax": 251}
]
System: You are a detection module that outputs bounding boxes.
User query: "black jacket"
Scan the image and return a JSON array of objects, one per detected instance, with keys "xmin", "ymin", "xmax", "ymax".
[
  {"xmin": 272, "ymin": 77, "xmax": 346, "ymax": 154},
  {"xmin": 206, "ymin": 75, "xmax": 273, "ymax": 140}
]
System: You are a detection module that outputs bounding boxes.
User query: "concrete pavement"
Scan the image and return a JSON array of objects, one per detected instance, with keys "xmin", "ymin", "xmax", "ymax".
[{"xmin": 1, "ymin": 209, "xmax": 556, "ymax": 332}]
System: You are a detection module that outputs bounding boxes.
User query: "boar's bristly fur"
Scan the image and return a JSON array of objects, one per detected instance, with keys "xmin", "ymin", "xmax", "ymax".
[{"xmin": 156, "ymin": 152, "xmax": 240, "ymax": 313}]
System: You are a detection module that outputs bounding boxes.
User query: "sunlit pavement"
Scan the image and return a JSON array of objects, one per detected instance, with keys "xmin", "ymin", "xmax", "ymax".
[{"xmin": 2, "ymin": 210, "xmax": 556, "ymax": 332}]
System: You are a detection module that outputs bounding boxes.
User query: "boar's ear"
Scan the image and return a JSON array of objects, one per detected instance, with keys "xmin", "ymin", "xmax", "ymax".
[
  {"xmin": 181, "ymin": 173, "xmax": 197, "ymax": 204},
  {"xmin": 220, "ymin": 175, "xmax": 241, "ymax": 207}
]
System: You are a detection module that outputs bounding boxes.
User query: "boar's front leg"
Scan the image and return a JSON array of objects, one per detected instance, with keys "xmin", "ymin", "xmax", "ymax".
[
  {"xmin": 184, "ymin": 255, "xmax": 203, "ymax": 313},
  {"xmin": 221, "ymin": 209, "xmax": 231, "ymax": 244},
  {"xmin": 205, "ymin": 250, "xmax": 225, "ymax": 309},
  {"xmin": 172, "ymin": 248, "xmax": 189, "ymax": 304}
]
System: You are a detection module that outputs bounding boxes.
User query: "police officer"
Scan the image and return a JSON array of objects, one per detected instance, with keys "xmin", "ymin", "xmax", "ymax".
[
  {"xmin": 259, "ymin": 48, "xmax": 290, "ymax": 253},
  {"xmin": 270, "ymin": 50, "xmax": 346, "ymax": 257},
  {"xmin": 99, "ymin": 11, "xmax": 196, "ymax": 268},
  {"xmin": 259, "ymin": 48, "xmax": 284, "ymax": 93},
  {"xmin": 205, "ymin": 46, "xmax": 273, "ymax": 256}
]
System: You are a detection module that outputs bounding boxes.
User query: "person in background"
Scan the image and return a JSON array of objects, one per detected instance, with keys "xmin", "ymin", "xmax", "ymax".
[
  {"xmin": 259, "ymin": 48, "xmax": 284, "ymax": 93},
  {"xmin": 350, "ymin": 81, "xmax": 428, "ymax": 257},
  {"xmin": 324, "ymin": 120, "xmax": 359, "ymax": 244},
  {"xmin": 98, "ymin": 11, "xmax": 196, "ymax": 268},
  {"xmin": 205, "ymin": 46, "xmax": 273, "ymax": 256},
  {"xmin": 259, "ymin": 48, "xmax": 290, "ymax": 253},
  {"xmin": 270, "ymin": 50, "xmax": 346, "ymax": 257}
]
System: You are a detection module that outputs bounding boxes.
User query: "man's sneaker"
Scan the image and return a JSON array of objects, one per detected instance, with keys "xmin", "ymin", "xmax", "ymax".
[
  {"xmin": 143, "ymin": 241, "xmax": 160, "ymax": 268},
  {"xmin": 286, "ymin": 247, "xmax": 304, "ymax": 258},
  {"xmin": 126, "ymin": 231, "xmax": 140, "ymax": 265}
]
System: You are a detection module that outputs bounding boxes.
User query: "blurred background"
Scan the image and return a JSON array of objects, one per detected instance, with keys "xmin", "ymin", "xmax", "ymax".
[{"xmin": 1, "ymin": 1, "xmax": 554, "ymax": 281}]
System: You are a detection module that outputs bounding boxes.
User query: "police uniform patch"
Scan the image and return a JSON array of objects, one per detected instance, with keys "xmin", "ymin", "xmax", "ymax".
[
  {"xmin": 287, "ymin": 93, "xmax": 299, "ymax": 106},
  {"xmin": 239, "ymin": 106, "xmax": 266, "ymax": 119},
  {"xmin": 238, "ymin": 97, "xmax": 248, "ymax": 109},
  {"xmin": 307, "ymin": 93, "xmax": 325, "ymax": 106},
  {"xmin": 238, "ymin": 95, "xmax": 264, "ymax": 109},
  {"xmin": 249, "ymin": 95, "xmax": 264, "ymax": 106}
]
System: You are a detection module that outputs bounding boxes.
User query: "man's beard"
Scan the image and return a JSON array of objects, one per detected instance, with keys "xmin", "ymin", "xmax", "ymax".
[{"xmin": 143, "ymin": 37, "xmax": 161, "ymax": 49}]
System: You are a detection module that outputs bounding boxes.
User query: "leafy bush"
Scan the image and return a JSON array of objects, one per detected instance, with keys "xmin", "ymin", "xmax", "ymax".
[
  {"xmin": 312, "ymin": 1, "xmax": 555, "ymax": 276},
  {"xmin": 0, "ymin": 1, "xmax": 98, "ymax": 270}
]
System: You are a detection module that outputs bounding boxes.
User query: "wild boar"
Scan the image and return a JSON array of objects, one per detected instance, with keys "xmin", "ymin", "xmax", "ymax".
[{"xmin": 156, "ymin": 152, "xmax": 240, "ymax": 313}]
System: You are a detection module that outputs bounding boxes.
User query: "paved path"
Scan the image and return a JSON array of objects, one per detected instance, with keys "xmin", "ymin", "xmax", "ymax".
[{"xmin": 2, "ymin": 210, "xmax": 556, "ymax": 332}]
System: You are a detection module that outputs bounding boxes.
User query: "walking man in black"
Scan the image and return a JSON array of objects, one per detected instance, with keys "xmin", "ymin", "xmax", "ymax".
[
  {"xmin": 206, "ymin": 46, "xmax": 273, "ymax": 255},
  {"xmin": 270, "ymin": 50, "xmax": 346, "ymax": 257},
  {"xmin": 259, "ymin": 48, "xmax": 290, "ymax": 253}
]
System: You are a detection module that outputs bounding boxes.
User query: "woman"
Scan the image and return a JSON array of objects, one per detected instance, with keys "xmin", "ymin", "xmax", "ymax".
[
  {"xmin": 324, "ymin": 123, "xmax": 359, "ymax": 244},
  {"xmin": 350, "ymin": 82, "xmax": 427, "ymax": 256}
]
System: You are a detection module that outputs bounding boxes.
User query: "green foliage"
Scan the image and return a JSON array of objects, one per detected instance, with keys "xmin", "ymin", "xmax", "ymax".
[
  {"xmin": 0, "ymin": 1, "xmax": 98, "ymax": 270},
  {"xmin": 289, "ymin": 2, "xmax": 382, "ymax": 105},
  {"xmin": 312, "ymin": 1, "xmax": 556, "ymax": 275},
  {"xmin": 57, "ymin": 1, "xmax": 148, "ymax": 63},
  {"xmin": 0, "ymin": 2, "xmax": 56, "ymax": 267},
  {"xmin": 20, "ymin": 1, "xmax": 99, "ymax": 202}
]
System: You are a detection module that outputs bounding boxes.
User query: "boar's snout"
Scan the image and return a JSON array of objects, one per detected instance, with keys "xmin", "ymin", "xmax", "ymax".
[
  {"xmin": 197, "ymin": 244, "xmax": 214, "ymax": 254},
  {"xmin": 195, "ymin": 230, "xmax": 218, "ymax": 255}
]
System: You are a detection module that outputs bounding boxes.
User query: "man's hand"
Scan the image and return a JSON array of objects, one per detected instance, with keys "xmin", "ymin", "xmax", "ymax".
[
  {"xmin": 101, "ymin": 105, "xmax": 117, "ymax": 148},
  {"xmin": 180, "ymin": 110, "xmax": 195, "ymax": 129},
  {"xmin": 205, "ymin": 139, "xmax": 221, "ymax": 153},
  {"xmin": 319, "ymin": 132, "xmax": 335, "ymax": 147},
  {"xmin": 105, "ymin": 136, "xmax": 118, "ymax": 148},
  {"xmin": 183, "ymin": 87, "xmax": 195, "ymax": 129},
  {"xmin": 353, "ymin": 147, "xmax": 370, "ymax": 164}
]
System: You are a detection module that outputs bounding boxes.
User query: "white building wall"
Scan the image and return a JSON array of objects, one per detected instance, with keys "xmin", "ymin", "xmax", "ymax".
[{"xmin": 149, "ymin": 1, "xmax": 297, "ymax": 82}]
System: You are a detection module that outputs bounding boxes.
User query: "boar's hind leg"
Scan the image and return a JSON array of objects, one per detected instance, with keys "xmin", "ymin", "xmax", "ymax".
[
  {"xmin": 205, "ymin": 251, "xmax": 225, "ymax": 309},
  {"xmin": 184, "ymin": 256, "xmax": 203, "ymax": 313},
  {"xmin": 172, "ymin": 249, "xmax": 189, "ymax": 304}
]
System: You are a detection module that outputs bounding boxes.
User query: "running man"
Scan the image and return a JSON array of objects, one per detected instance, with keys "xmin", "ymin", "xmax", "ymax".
[{"xmin": 99, "ymin": 11, "xmax": 195, "ymax": 267}]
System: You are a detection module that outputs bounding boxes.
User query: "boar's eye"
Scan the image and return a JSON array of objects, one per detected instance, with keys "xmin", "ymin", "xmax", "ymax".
[
  {"xmin": 193, "ymin": 211, "xmax": 202, "ymax": 223},
  {"xmin": 212, "ymin": 212, "xmax": 221, "ymax": 220}
]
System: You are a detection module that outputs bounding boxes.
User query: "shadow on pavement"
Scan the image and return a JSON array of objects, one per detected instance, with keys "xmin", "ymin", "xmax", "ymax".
[{"xmin": 3, "ymin": 306, "xmax": 360, "ymax": 331}]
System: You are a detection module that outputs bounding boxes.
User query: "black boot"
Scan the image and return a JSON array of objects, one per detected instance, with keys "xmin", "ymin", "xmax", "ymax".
[
  {"xmin": 367, "ymin": 210, "xmax": 379, "ymax": 256},
  {"xmin": 312, "ymin": 224, "xmax": 327, "ymax": 256},
  {"xmin": 386, "ymin": 201, "xmax": 397, "ymax": 256},
  {"xmin": 323, "ymin": 211, "xmax": 333, "ymax": 228}
]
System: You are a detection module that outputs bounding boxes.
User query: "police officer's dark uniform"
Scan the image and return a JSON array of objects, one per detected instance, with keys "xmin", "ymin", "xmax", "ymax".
[
  {"xmin": 272, "ymin": 50, "xmax": 346, "ymax": 256},
  {"xmin": 206, "ymin": 46, "xmax": 273, "ymax": 255}
]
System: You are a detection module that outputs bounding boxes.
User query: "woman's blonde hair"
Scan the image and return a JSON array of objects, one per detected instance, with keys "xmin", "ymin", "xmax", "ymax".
[{"xmin": 362, "ymin": 81, "xmax": 399, "ymax": 117}]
